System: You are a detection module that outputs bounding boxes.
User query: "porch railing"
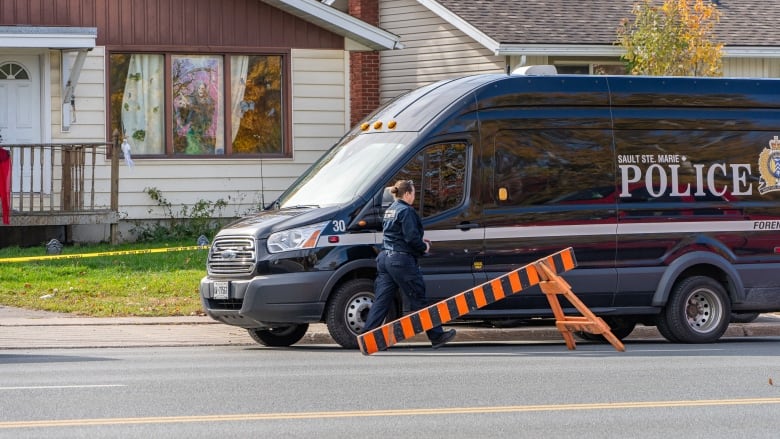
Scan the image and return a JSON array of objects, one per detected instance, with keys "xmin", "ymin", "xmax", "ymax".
[{"xmin": 2, "ymin": 139, "xmax": 120, "ymax": 242}]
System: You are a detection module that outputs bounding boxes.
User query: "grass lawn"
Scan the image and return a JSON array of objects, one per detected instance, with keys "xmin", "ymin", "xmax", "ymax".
[{"xmin": 0, "ymin": 241, "xmax": 207, "ymax": 317}]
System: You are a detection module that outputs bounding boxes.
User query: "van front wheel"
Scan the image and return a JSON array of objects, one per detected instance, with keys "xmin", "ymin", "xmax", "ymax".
[
  {"xmin": 326, "ymin": 279, "xmax": 376, "ymax": 349},
  {"xmin": 326, "ymin": 278, "xmax": 399, "ymax": 349},
  {"xmin": 657, "ymin": 276, "xmax": 730, "ymax": 343}
]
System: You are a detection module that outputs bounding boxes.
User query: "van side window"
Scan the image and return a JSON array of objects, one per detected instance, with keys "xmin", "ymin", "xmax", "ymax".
[
  {"xmin": 488, "ymin": 130, "xmax": 614, "ymax": 208},
  {"xmin": 388, "ymin": 143, "xmax": 468, "ymax": 218}
]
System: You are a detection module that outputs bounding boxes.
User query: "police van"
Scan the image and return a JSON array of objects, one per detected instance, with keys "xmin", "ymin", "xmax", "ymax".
[{"xmin": 200, "ymin": 68, "xmax": 780, "ymax": 348}]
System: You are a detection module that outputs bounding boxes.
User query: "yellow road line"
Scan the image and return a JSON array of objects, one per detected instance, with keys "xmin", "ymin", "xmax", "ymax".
[
  {"xmin": 2, "ymin": 397, "xmax": 780, "ymax": 429},
  {"xmin": 0, "ymin": 246, "xmax": 207, "ymax": 263}
]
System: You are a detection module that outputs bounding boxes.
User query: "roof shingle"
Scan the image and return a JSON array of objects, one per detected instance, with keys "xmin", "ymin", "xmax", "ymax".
[{"xmin": 433, "ymin": 0, "xmax": 780, "ymax": 47}]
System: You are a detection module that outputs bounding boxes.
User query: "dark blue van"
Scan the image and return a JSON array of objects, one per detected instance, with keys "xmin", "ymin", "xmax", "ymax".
[{"xmin": 200, "ymin": 69, "xmax": 780, "ymax": 348}]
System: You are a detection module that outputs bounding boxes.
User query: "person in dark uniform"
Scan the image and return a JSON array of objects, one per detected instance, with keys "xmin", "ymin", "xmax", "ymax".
[{"xmin": 363, "ymin": 179, "xmax": 456, "ymax": 349}]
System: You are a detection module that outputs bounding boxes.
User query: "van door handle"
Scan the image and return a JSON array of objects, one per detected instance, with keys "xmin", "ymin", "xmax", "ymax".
[{"xmin": 455, "ymin": 222, "xmax": 480, "ymax": 230}]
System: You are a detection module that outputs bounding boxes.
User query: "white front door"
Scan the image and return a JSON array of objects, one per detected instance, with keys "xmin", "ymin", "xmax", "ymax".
[{"xmin": 0, "ymin": 55, "xmax": 44, "ymax": 192}]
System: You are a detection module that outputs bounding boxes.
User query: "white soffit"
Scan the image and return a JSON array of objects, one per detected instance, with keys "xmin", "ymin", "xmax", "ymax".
[
  {"xmin": 0, "ymin": 26, "xmax": 96, "ymax": 49},
  {"xmin": 498, "ymin": 44, "xmax": 625, "ymax": 57},
  {"xmin": 724, "ymin": 47, "xmax": 780, "ymax": 58},
  {"xmin": 260, "ymin": 0, "xmax": 404, "ymax": 51}
]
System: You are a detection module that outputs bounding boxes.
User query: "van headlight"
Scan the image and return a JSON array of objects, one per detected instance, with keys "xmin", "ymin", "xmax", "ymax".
[{"xmin": 267, "ymin": 222, "xmax": 328, "ymax": 253}]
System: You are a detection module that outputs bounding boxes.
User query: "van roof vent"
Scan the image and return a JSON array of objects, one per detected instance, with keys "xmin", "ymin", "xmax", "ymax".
[{"xmin": 511, "ymin": 65, "xmax": 558, "ymax": 76}]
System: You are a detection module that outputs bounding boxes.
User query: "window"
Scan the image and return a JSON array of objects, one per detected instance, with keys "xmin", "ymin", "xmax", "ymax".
[
  {"xmin": 231, "ymin": 56, "xmax": 284, "ymax": 155},
  {"xmin": 109, "ymin": 54, "xmax": 165, "ymax": 154},
  {"xmin": 388, "ymin": 143, "xmax": 468, "ymax": 218},
  {"xmin": 0, "ymin": 62, "xmax": 29, "ymax": 80},
  {"xmin": 109, "ymin": 53, "xmax": 285, "ymax": 157},
  {"xmin": 555, "ymin": 63, "xmax": 626, "ymax": 75},
  {"xmin": 172, "ymin": 55, "xmax": 224, "ymax": 154},
  {"xmin": 489, "ymin": 130, "xmax": 614, "ymax": 208},
  {"xmin": 278, "ymin": 132, "xmax": 417, "ymax": 208}
]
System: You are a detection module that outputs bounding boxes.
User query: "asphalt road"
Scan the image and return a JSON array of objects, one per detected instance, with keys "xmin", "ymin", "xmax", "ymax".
[{"xmin": 2, "ymin": 340, "xmax": 780, "ymax": 438}]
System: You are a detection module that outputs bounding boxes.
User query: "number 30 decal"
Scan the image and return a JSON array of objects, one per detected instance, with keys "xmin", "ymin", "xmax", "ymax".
[{"xmin": 332, "ymin": 220, "xmax": 346, "ymax": 232}]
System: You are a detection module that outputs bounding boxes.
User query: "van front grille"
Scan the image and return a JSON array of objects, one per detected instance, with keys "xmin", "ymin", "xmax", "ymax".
[
  {"xmin": 206, "ymin": 298, "xmax": 244, "ymax": 310},
  {"xmin": 208, "ymin": 236, "xmax": 256, "ymax": 275}
]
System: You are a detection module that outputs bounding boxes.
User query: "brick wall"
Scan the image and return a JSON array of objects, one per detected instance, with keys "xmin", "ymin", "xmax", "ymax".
[{"xmin": 349, "ymin": 0, "xmax": 380, "ymax": 126}]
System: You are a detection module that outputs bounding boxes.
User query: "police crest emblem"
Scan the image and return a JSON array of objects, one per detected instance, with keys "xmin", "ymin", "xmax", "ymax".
[{"xmin": 758, "ymin": 136, "xmax": 780, "ymax": 195}]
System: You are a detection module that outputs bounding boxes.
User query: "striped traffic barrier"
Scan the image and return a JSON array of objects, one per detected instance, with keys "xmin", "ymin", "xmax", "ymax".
[{"xmin": 358, "ymin": 247, "xmax": 620, "ymax": 355}]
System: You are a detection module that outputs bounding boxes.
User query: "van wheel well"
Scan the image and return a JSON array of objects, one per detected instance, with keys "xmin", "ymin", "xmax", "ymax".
[{"xmin": 675, "ymin": 264, "xmax": 732, "ymax": 301}]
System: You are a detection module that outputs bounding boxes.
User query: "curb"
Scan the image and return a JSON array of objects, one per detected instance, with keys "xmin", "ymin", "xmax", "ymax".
[{"xmin": 2, "ymin": 307, "xmax": 779, "ymax": 349}]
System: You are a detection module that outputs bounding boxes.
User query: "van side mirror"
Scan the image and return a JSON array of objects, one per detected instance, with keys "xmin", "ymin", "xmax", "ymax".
[
  {"xmin": 381, "ymin": 186, "xmax": 393, "ymax": 207},
  {"xmin": 348, "ymin": 187, "xmax": 392, "ymax": 231}
]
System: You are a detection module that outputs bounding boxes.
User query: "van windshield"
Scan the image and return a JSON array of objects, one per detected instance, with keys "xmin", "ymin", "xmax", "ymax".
[{"xmin": 278, "ymin": 132, "xmax": 416, "ymax": 208}]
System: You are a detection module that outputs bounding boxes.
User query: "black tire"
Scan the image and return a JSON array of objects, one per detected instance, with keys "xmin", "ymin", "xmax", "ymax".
[
  {"xmin": 575, "ymin": 317, "xmax": 637, "ymax": 342},
  {"xmin": 247, "ymin": 324, "xmax": 309, "ymax": 347},
  {"xmin": 730, "ymin": 312, "xmax": 760, "ymax": 323},
  {"xmin": 655, "ymin": 317, "xmax": 681, "ymax": 343},
  {"xmin": 325, "ymin": 278, "xmax": 398, "ymax": 349},
  {"xmin": 657, "ymin": 276, "xmax": 731, "ymax": 343},
  {"xmin": 487, "ymin": 318, "xmax": 529, "ymax": 328}
]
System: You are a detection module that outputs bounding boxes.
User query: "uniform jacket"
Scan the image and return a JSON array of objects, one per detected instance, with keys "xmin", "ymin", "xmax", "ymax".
[{"xmin": 381, "ymin": 199, "xmax": 427, "ymax": 257}]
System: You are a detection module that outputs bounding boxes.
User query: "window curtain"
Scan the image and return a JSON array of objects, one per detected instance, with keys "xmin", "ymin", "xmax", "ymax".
[
  {"xmin": 121, "ymin": 55, "xmax": 164, "ymax": 154},
  {"xmin": 230, "ymin": 56, "xmax": 250, "ymax": 144}
]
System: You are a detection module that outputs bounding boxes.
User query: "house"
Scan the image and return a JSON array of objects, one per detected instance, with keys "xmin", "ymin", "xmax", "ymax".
[
  {"xmin": 378, "ymin": 0, "xmax": 780, "ymax": 101},
  {"xmin": 0, "ymin": 0, "xmax": 400, "ymax": 246},
  {"xmin": 2, "ymin": 0, "xmax": 778, "ymax": 246}
]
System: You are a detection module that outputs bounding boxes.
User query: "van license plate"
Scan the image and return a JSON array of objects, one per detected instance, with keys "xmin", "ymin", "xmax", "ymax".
[{"xmin": 213, "ymin": 282, "xmax": 229, "ymax": 300}]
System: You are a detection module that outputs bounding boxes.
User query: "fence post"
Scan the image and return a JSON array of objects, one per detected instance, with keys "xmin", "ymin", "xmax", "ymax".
[{"xmin": 110, "ymin": 129, "xmax": 120, "ymax": 244}]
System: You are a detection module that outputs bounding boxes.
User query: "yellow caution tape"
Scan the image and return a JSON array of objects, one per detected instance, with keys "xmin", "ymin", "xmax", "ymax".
[{"xmin": 0, "ymin": 246, "xmax": 208, "ymax": 263}]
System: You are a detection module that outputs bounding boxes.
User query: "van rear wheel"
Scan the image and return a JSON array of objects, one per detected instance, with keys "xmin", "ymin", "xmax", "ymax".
[
  {"xmin": 247, "ymin": 324, "xmax": 309, "ymax": 347},
  {"xmin": 657, "ymin": 276, "xmax": 730, "ymax": 343}
]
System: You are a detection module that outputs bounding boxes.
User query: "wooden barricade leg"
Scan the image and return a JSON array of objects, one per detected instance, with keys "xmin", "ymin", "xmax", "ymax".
[{"xmin": 535, "ymin": 261, "xmax": 625, "ymax": 352}]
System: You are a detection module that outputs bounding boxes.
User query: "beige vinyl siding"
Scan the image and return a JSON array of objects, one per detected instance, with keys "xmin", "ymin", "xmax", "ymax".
[
  {"xmin": 49, "ymin": 48, "xmax": 107, "ymax": 141},
  {"xmin": 723, "ymin": 57, "xmax": 780, "ymax": 78},
  {"xmin": 379, "ymin": 0, "xmax": 504, "ymax": 102}
]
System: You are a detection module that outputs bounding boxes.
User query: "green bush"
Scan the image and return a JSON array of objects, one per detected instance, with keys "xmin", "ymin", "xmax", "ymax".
[{"xmin": 131, "ymin": 187, "xmax": 229, "ymax": 242}]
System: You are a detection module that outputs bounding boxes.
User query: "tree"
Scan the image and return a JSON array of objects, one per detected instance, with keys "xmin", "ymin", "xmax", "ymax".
[{"xmin": 616, "ymin": 0, "xmax": 723, "ymax": 76}]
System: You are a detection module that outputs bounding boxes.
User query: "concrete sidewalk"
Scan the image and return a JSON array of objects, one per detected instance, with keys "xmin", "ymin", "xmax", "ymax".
[{"xmin": 2, "ymin": 305, "xmax": 780, "ymax": 349}]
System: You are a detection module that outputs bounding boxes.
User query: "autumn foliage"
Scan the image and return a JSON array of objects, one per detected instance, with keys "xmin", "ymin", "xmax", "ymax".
[{"xmin": 616, "ymin": 0, "xmax": 723, "ymax": 76}]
